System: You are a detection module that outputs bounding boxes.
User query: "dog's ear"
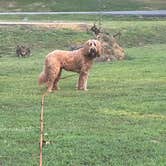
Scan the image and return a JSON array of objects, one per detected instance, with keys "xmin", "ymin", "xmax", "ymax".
[
  {"xmin": 83, "ymin": 40, "xmax": 91, "ymax": 55},
  {"xmin": 85, "ymin": 40, "xmax": 91, "ymax": 46},
  {"xmin": 95, "ymin": 40, "xmax": 102, "ymax": 57}
]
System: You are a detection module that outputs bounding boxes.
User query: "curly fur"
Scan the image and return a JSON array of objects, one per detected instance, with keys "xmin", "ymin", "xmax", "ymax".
[{"xmin": 38, "ymin": 39, "xmax": 102, "ymax": 92}]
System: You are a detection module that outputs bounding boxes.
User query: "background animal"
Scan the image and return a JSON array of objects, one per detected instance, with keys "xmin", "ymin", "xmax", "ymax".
[{"xmin": 16, "ymin": 45, "xmax": 31, "ymax": 57}]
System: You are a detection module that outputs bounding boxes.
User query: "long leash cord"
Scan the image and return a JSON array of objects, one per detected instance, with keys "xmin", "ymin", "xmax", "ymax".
[
  {"xmin": 39, "ymin": 74, "xmax": 76, "ymax": 166},
  {"xmin": 39, "ymin": 92, "xmax": 48, "ymax": 166},
  {"xmin": 60, "ymin": 74, "xmax": 76, "ymax": 80}
]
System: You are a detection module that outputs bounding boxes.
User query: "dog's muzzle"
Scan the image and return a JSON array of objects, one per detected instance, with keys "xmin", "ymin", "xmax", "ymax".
[{"xmin": 89, "ymin": 47, "xmax": 97, "ymax": 58}]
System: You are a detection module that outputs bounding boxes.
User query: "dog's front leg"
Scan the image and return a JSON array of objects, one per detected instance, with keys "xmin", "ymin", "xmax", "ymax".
[{"xmin": 78, "ymin": 71, "xmax": 89, "ymax": 90}]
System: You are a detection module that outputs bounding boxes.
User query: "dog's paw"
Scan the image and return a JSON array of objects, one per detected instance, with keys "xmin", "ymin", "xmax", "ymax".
[
  {"xmin": 52, "ymin": 87, "xmax": 60, "ymax": 91},
  {"xmin": 47, "ymin": 89, "xmax": 52, "ymax": 93},
  {"xmin": 77, "ymin": 87, "xmax": 88, "ymax": 91}
]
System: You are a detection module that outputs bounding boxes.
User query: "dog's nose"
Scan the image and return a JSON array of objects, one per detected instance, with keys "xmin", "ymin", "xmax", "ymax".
[{"xmin": 90, "ymin": 48, "xmax": 96, "ymax": 52}]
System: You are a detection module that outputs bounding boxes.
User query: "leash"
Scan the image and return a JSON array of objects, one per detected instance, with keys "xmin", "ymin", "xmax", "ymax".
[
  {"xmin": 60, "ymin": 74, "xmax": 76, "ymax": 79},
  {"xmin": 39, "ymin": 74, "xmax": 76, "ymax": 166},
  {"xmin": 39, "ymin": 92, "xmax": 48, "ymax": 166}
]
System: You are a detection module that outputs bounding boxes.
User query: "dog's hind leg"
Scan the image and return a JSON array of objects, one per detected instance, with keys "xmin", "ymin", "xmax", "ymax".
[
  {"xmin": 52, "ymin": 68, "xmax": 62, "ymax": 91},
  {"xmin": 46, "ymin": 66, "xmax": 61, "ymax": 92},
  {"xmin": 47, "ymin": 78, "xmax": 54, "ymax": 93}
]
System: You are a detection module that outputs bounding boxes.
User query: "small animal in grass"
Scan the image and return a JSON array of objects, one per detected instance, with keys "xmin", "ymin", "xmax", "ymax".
[{"xmin": 16, "ymin": 45, "xmax": 31, "ymax": 57}]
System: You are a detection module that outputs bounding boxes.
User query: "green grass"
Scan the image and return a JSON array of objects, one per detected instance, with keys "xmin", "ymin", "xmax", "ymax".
[
  {"xmin": 0, "ymin": 26, "xmax": 91, "ymax": 57},
  {"xmin": 0, "ymin": 20, "xmax": 166, "ymax": 165},
  {"xmin": 0, "ymin": 20, "xmax": 166, "ymax": 58},
  {"xmin": 1, "ymin": 14, "xmax": 166, "ymax": 22},
  {"xmin": 102, "ymin": 20, "xmax": 166, "ymax": 47},
  {"xmin": 0, "ymin": 0, "xmax": 166, "ymax": 12},
  {"xmin": 0, "ymin": 43, "xmax": 166, "ymax": 165}
]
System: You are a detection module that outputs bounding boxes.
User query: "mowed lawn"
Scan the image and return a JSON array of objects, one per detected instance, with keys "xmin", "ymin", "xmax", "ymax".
[
  {"xmin": 0, "ymin": 21, "xmax": 166, "ymax": 165},
  {"xmin": 0, "ymin": 43, "xmax": 166, "ymax": 165}
]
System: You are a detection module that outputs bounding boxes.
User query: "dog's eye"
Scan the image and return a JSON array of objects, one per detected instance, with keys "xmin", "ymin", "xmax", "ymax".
[
  {"xmin": 94, "ymin": 42, "xmax": 96, "ymax": 46},
  {"xmin": 89, "ymin": 43, "xmax": 92, "ymax": 46}
]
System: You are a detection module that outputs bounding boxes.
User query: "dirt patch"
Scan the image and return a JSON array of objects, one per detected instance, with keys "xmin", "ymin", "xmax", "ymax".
[
  {"xmin": 37, "ymin": 22, "xmax": 90, "ymax": 31},
  {"xmin": 0, "ymin": 22, "xmax": 90, "ymax": 31}
]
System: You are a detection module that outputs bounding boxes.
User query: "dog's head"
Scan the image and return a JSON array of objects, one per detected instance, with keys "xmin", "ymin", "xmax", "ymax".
[{"xmin": 84, "ymin": 39, "xmax": 102, "ymax": 59}]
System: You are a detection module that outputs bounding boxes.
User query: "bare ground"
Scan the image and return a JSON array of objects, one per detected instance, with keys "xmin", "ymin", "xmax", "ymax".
[{"xmin": 0, "ymin": 21, "xmax": 90, "ymax": 31}]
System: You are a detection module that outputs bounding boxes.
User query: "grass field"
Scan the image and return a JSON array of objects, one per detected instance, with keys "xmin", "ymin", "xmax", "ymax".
[
  {"xmin": 0, "ymin": 0, "xmax": 166, "ymax": 12},
  {"xmin": 0, "ymin": 19, "xmax": 166, "ymax": 165},
  {"xmin": 0, "ymin": 20, "xmax": 166, "ymax": 56},
  {"xmin": 0, "ymin": 13, "xmax": 166, "ymax": 23}
]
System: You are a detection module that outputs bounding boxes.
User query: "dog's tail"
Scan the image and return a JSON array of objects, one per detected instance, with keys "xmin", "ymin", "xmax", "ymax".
[{"xmin": 38, "ymin": 71, "xmax": 47, "ymax": 85}]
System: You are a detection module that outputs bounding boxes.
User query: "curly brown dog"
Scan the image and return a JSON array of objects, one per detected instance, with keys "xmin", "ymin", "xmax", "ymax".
[{"xmin": 38, "ymin": 39, "xmax": 102, "ymax": 92}]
